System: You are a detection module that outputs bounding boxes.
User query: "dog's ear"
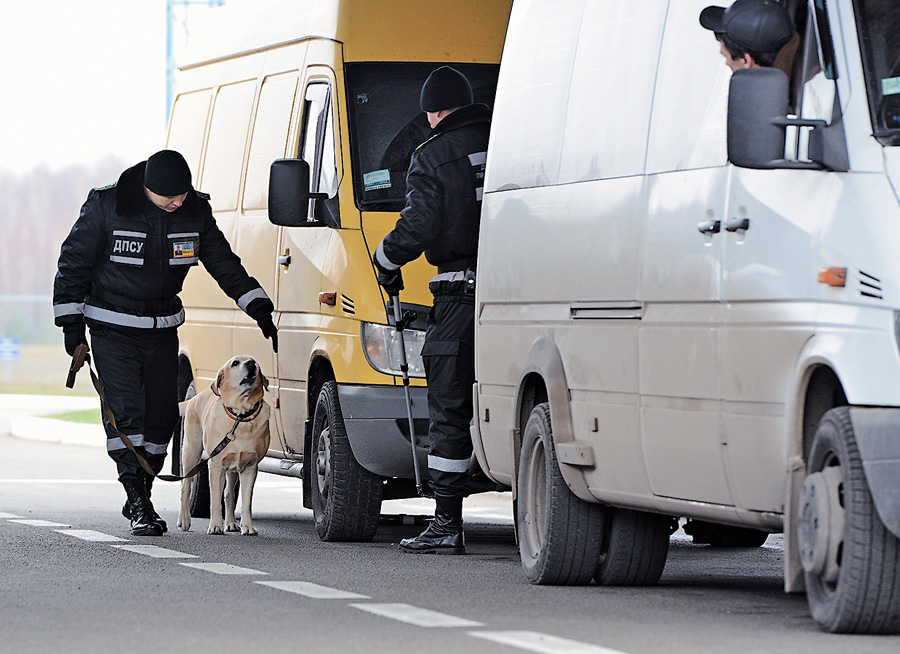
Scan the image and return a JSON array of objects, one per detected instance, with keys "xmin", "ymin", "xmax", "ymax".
[
  {"xmin": 260, "ymin": 372, "xmax": 269, "ymax": 391},
  {"xmin": 211, "ymin": 368, "xmax": 225, "ymax": 397}
]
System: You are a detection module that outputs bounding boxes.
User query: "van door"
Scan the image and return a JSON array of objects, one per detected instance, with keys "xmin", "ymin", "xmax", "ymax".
[
  {"xmin": 719, "ymin": 2, "xmax": 841, "ymax": 512},
  {"xmin": 639, "ymin": 0, "xmax": 733, "ymax": 506},
  {"xmin": 274, "ymin": 69, "xmax": 342, "ymax": 454}
]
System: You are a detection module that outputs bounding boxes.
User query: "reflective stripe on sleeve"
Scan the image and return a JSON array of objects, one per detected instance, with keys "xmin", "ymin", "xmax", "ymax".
[
  {"xmin": 237, "ymin": 288, "xmax": 269, "ymax": 312},
  {"xmin": 375, "ymin": 241, "xmax": 401, "ymax": 271},
  {"xmin": 53, "ymin": 303, "xmax": 84, "ymax": 319},
  {"xmin": 428, "ymin": 454, "xmax": 470, "ymax": 473}
]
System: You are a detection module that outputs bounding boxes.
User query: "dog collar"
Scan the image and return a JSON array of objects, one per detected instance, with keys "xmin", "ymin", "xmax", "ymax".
[{"xmin": 223, "ymin": 400, "xmax": 263, "ymax": 423}]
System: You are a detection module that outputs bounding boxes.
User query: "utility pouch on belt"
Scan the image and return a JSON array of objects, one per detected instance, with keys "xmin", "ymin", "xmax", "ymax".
[{"xmin": 429, "ymin": 269, "xmax": 476, "ymax": 297}]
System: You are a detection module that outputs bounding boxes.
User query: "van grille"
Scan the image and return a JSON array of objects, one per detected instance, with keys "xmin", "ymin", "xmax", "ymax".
[
  {"xmin": 341, "ymin": 295, "xmax": 355, "ymax": 315},
  {"xmin": 858, "ymin": 270, "xmax": 883, "ymax": 300}
]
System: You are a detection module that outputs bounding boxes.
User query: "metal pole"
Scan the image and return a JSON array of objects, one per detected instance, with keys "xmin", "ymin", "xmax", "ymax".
[{"xmin": 391, "ymin": 296, "xmax": 423, "ymax": 495}]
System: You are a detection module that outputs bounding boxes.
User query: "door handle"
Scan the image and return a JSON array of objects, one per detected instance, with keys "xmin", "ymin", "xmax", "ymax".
[
  {"xmin": 277, "ymin": 254, "xmax": 291, "ymax": 266},
  {"xmin": 725, "ymin": 218, "xmax": 750, "ymax": 232},
  {"xmin": 697, "ymin": 220, "xmax": 721, "ymax": 235}
]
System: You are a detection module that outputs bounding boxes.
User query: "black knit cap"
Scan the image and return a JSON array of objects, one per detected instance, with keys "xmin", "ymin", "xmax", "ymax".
[
  {"xmin": 144, "ymin": 149, "xmax": 192, "ymax": 196},
  {"xmin": 420, "ymin": 66, "xmax": 473, "ymax": 113}
]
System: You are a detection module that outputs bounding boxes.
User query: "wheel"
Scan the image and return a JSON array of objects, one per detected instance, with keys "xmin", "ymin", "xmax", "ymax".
[
  {"xmin": 517, "ymin": 403, "xmax": 605, "ymax": 585},
  {"xmin": 594, "ymin": 507, "xmax": 670, "ymax": 586},
  {"xmin": 176, "ymin": 379, "xmax": 212, "ymax": 519},
  {"xmin": 799, "ymin": 407, "xmax": 900, "ymax": 633},
  {"xmin": 309, "ymin": 381, "xmax": 383, "ymax": 542}
]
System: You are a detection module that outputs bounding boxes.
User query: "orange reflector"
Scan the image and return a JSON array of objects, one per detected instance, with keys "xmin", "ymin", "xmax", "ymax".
[
  {"xmin": 318, "ymin": 291, "xmax": 337, "ymax": 305},
  {"xmin": 818, "ymin": 267, "xmax": 846, "ymax": 287}
]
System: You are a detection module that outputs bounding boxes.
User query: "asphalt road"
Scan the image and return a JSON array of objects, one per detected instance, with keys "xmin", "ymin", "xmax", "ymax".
[{"xmin": 2, "ymin": 430, "xmax": 899, "ymax": 654}]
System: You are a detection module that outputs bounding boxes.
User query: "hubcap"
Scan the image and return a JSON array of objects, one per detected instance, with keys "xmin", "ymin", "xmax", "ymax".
[
  {"xmin": 316, "ymin": 425, "xmax": 332, "ymax": 500},
  {"xmin": 798, "ymin": 464, "xmax": 845, "ymax": 584}
]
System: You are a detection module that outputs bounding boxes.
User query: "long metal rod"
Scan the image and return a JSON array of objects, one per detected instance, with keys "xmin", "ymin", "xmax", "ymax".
[{"xmin": 392, "ymin": 296, "xmax": 423, "ymax": 495}]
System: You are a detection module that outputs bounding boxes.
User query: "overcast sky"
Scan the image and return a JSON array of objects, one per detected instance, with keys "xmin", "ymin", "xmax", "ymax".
[{"xmin": 0, "ymin": 1, "xmax": 234, "ymax": 174}]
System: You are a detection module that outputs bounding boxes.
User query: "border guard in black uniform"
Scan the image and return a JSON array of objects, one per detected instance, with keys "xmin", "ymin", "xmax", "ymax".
[
  {"xmin": 53, "ymin": 150, "xmax": 278, "ymax": 536},
  {"xmin": 374, "ymin": 67, "xmax": 491, "ymax": 554}
]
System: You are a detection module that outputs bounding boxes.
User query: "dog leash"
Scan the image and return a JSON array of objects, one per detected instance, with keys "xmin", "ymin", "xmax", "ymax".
[{"xmin": 66, "ymin": 343, "xmax": 250, "ymax": 483}]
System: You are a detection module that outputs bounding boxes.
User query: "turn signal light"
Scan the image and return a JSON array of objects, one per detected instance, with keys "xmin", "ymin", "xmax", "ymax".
[
  {"xmin": 319, "ymin": 291, "xmax": 337, "ymax": 306},
  {"xmin": 818, "ymin": 267, "xmax": 846, "ymax": 287}
]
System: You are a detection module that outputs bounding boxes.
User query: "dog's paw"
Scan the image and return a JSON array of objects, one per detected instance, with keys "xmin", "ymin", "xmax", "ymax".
[
  {"xmin": 177, "ymin": 516, "xmax": 191, "ymax": 531},
  {"xmin": 241, "ymin": 525, "xmax": 258, "ymax": 536},
  {"xmin": 207, "ymin": 524, "xmax": 224, "ymax": 535},
  {"xmin": 225, "ymin": 522, "xmax": 240, "ymax": 532}
]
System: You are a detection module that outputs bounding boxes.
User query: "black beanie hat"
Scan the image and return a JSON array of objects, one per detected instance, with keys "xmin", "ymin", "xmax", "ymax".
[
  {"xmin": 144, "ymin": 149, "xmax": 192, "ymax": 196},
  {"xmin": 420, "ymin": 66, "xmax": 473, "ymax": 113}
]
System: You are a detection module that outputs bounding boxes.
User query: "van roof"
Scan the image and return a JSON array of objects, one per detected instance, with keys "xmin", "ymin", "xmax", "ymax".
[{"xmin": 181, "ymin": 0, "xmax": 510, "ymax": 69}]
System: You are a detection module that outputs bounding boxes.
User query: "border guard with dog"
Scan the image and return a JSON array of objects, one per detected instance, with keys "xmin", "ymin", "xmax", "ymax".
[
  {"xmin": 373, "ymin": 67, "xmax": 491, "ymax": 554},
  {"xmin": 53, "ymin": 150, "xmax": 278, "ymax": 536}
]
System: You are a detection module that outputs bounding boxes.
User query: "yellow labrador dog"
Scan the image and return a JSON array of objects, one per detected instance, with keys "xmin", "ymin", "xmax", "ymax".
[{"xmin": 177, "ymin": 356, "xmax": 271, "ymax": 535}]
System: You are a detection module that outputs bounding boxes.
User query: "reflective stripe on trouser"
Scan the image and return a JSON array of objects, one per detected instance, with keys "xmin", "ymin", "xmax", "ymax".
[
  {"xmin": 89, "ymin": 326, "xmax": 179, "ymax": 482},
  {"xmin": 422, "ymin": 294, "xmax": 475, "ymax": 498}
]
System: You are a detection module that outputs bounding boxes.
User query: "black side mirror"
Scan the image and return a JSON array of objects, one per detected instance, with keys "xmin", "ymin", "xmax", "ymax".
[
  {"xmin": 268, "ymin": 159, "xmax": 329, "ymax": 227},
  {"xmin": 727, "ymin": 68, "xmax": 790, "ymax": 169}
]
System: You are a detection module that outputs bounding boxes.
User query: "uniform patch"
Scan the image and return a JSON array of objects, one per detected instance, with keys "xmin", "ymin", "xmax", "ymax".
[{"xmin": 93, "ymin": 183, "xmax": 117, "ymax": 191}]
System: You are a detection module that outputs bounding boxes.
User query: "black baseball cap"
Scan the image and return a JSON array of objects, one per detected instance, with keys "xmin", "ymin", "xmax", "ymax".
[{"xmin": 700, "ymin": 0, "xmax": 793, "ymax": 54}]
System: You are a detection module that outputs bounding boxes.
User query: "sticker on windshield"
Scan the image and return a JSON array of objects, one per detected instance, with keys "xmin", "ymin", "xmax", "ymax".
[
  {"xmin": 364, "ymin": 169, "xmax": 391, "ymax": 191},
  {"xmin": 882, "ymin": 77, "xmax": 900, "ymax": 96}
]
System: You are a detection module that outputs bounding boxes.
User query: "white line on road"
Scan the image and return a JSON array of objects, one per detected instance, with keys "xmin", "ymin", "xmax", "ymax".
[
  {"xmin": 0, "ymin": 512, "xmax": 22, "ymax": 518},
  {"xmin": 351, "ymin": 603, "xmax": 484, "ymax": 628},
  {"xmin": 257, "ymin": 581, "xmax": 369, "ymax": 599},
  {"xmin": 8, "ymin": 519, "xmax": 71, "ymax": 527},
  {"xmin": 180, "ymin": 562, "xmax": 268, "ymax": 575},
  {"xmin": 470, "ymin": 631, "xmax": 630, "ymax": 654},
  {"xmin": 112, "ymin": 544, "xmax": 198, "ymax": 558},
  {"xmin": 0, "ymin": 479, "xmax": 118, "ymax": 484},
  {"xmin": 57, "ymin": 529, "xmax": 128, "ymax": 542}
]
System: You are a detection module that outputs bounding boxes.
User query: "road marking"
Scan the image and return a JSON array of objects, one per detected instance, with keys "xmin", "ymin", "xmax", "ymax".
[
  {"xmin": 180, "ymin": 562, "xmax": 267, "ymax": 575},
  {"xmin": 57, "ymin": 529, "xmax": 127, "ymax": 542},
  {"xmin": 0, "ymin": 479, "xmax": 118, "ymax": 484},
  {"xmin": 112, "ymin": 544, "xmax": 197, "ymax": 558},
  {"xmin": 0, "ymin": 512, "xmax": 22, "ymax": 518},
  {"xmin": 469, "ymin": 631, "xmax": 630, "ymax": 654},
  {"xmin": 257, "ymin": 581, "xmax": 369, "ymax": 599},
  {"xmin": 8, "ymin": 519, "xmax": 71, "ymax": 527},
  {"xmin": 351, "ymin": 603, "xmax": 483, "ymax": 628}
]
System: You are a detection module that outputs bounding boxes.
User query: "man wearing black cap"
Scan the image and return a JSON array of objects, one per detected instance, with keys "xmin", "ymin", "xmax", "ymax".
[
  {"xmin": 53, "ymin": 149, "xmax": 277, "ymax": 536},
  {"xmin": 373, "ymin": 66, "xmax": 491, "ymax": 555},
  {"xmin": 700, "ymin": 0, "xmax": 794, "ymax": 72}
]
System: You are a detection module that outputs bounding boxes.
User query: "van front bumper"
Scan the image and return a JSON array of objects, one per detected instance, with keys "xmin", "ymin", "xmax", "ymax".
[{"xmin": 336, "ymin": 384, "xmax": 430, "ymax": 478}]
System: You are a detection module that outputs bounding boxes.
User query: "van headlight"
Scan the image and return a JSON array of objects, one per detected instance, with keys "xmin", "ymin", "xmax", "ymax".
[{"xmin": 361, "ymin": 322, "xmax": 426, "ymax": 378}]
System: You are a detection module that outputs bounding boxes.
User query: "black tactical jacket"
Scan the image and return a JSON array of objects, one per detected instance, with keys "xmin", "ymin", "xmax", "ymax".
[
  {"xmin": 53, "ymin": 161, "xmax": 268, "ymax": 330},
  {"xmin": 376, "ymin": 103, "xmax": 491, "ymax": 274}
]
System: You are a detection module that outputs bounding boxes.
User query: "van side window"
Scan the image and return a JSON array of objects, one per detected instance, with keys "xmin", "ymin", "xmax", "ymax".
[
  {"xmin": 243, "ymin": 74, "xmax": 299, "ymax": 211},
  {"xmin": 795, "ymin": 1, "xmax": 838, "ymax": 125},
  {"xmin": 298, "ymin": 82, "xmax": 340, "ymax": 225},
  {"xmin": 201, "ymin": 80, "xmax": 256, "ymax": 212},
  {"xmin": 167, "ymin": 89, "xmax": 213, "ymax": 178}
]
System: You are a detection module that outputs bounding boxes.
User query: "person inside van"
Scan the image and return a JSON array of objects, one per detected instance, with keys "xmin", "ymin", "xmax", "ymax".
[
  {"xmin": 700, "ymin": 0, "xmax": 795, "ymax": 72},
  {"xmin": 374, "ymin": 66, "xmax": 491, "ymax": 555}
]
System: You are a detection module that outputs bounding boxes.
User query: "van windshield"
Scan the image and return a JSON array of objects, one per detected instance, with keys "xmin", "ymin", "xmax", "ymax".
[
  {"xmin": 345, "ymin": 62, "xmax": 499, "ymax": 212},
  {"xmin": 855, "ymin": 0, "xmax": 900, "ymax": 145}
]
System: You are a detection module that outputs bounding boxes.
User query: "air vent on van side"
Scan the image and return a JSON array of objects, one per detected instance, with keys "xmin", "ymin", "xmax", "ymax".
[
  {"xmin": 341, "ymin": 295, "xmax": 356, "ymax": 314},
  {"xmin": 858, "ymin": 270, "xmax": 883, "ymax": 300}
]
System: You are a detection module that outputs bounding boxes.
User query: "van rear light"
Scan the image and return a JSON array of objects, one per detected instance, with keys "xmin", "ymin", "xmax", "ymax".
[{"xmin": 818, "ymin": 267, "xmax": 846, "ymax": 287}]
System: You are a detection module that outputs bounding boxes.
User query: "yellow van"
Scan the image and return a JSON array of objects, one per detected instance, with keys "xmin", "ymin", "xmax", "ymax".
[{"xmin": 166, "ymin": 0, "xmax": 511, "ymax": 541}]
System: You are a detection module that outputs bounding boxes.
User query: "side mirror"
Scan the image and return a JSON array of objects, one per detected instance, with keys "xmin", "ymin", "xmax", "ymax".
[
  {"xmin": 268, "ymin": 159, "xmax": 329, "ymax": 227},
  {"xmin": 727, "ymin": 68, "xmax": 790, "ymax": 169}
]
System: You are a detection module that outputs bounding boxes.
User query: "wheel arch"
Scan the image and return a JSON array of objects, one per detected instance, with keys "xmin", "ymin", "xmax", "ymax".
[{"xmin": 513, "ymin": 337, "xmax": 593, "ymax": 502}]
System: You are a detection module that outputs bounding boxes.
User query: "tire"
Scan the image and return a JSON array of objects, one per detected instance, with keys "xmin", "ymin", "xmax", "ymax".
[
  {"xmin": 517, "ymin": 403, "xmax": 605, "ymax": 585},
  {"xmin": 177, "ymin": 379, "xmax": 212, "ymax": 519},
  {"xmin": 800, "ymin": 407, "xmax": 900, "ymax": 633},
  {"xmin": 594, "ymin": 507, "xmax": 670, "ymax": 586},
  {"xmin": 309, "ymin": 381, "xmax": 383, "ymax": 542}
]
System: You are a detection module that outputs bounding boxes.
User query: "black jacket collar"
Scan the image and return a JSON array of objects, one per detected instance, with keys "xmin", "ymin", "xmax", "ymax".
[{"xmin": 425, "ymin": 103, "xmax": 492, "ymax": 141}]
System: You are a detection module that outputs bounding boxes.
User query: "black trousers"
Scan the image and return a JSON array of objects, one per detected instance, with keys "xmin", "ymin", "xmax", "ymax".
[
  {"xmin": 421, "ymin": 292, "xmax": 475, "ymax": 499},
  {"xmin": 89, "ymin": 326, "xmax": 179, "ymax": 482}
]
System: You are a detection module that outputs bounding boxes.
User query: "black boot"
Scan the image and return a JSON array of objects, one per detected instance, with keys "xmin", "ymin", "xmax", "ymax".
[
  {"xmin": 122, "ymin": 473, "xmax": 167, "ymax": 532},
  {"xmin": 121, "ymin": 478, "xmax": 163, "ymax": 536},
  {"xmin": 399, "ymin": 495, "xmax": 465, "ymax": 554}
]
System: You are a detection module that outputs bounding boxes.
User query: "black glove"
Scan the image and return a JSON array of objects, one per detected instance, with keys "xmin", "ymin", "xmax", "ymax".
[
  {"xmin": 247, "ymin": 297, "xmax": 278, "ymax": 353},
  {"xmin": 374, "ymin": 257, "xmax": 403, "ymax": 295},
  {"xmin": 63, "ymin": 322, "xmax": 87, "ymax": 357}
]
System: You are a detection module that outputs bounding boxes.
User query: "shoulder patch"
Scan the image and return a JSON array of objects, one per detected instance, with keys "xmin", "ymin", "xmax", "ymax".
[
  {"xmin": 93, "ymin": 182, "xmax": 117, "ymax": 192},
  {"xmin": 196, "ymin": 190, "xmax": 211, "ymax": 201}
]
